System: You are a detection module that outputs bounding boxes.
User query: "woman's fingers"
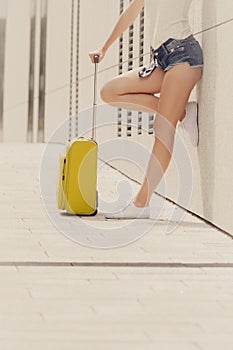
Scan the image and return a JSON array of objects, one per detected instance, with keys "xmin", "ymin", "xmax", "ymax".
[{"xmin": 89, "ymin": 48, "xmax": 105, "ymax": 63}]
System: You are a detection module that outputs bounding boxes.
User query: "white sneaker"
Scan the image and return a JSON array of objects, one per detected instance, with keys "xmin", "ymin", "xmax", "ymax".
[
  {"xmin": 103, "ymin": 200, "xmax": 150, "ymax": 219},
  {"xmin": 179, "ymin": 101, "xmax": 199, "ymax": 147}
]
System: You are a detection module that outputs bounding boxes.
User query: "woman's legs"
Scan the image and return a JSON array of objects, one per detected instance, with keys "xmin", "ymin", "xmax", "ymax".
[
  {"xmin": 133, "ymin": 63, "xmax": 203, "ymax": 207},
  {"xmin": 101, "ymin": 66, "xmax": 186, "ymax": 120},
  {"xmin": 100, "ymin": 63, "xmax": 202, "ymax": 210}
]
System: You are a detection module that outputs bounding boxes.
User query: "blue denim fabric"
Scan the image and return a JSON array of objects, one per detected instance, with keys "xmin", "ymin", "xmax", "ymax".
[{"xmin": 139, "ymin": 34, "xmax": 204, "ymax": 77}]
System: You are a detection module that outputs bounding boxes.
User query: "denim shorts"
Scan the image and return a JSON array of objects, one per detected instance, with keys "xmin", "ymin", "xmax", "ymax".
[{"xmin": 138, "ymin": 34, "xmax": 204, "ymax": 77}]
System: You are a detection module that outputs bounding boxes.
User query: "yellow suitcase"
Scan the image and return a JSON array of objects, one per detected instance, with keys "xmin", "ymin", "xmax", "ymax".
[{"xmin": 56, "ymin": 55, "xmax": 99, "ymax": 215}]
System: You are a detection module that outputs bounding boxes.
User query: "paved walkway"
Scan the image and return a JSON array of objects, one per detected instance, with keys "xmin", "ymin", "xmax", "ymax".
[{"xmin": 0, "ymin": 144, "xmax": 233, "ymax": 350}]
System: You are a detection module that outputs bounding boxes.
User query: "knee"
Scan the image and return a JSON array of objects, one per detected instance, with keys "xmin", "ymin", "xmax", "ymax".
[
  {"xmin": 153, "ymin": 112, "xmax": 176, "ymax": 135},
  {"xmin": 153, "ymin": 113, "xmax": 176, "ymax": 152},
  {"xmin": 100, "ymin": 83, "xmax": 109, "ymax": 103},
  {"xmin": 155, "ymin": 106, "xmax": 179, "ymax": 129},
  {"xmin": 100, "ymin": 80, "xmax": 117, "ymax": 103}
]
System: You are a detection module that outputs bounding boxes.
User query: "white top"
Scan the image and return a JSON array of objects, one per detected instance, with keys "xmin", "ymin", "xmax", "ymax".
[{"xmin": 144, "ymin": 0, "xmax": 193, "ymax": 49}]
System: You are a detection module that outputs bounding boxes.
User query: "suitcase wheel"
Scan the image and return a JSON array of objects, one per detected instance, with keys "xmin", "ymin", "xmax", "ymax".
[{"xmin": 96, "ymin": 190, "xmax": 98, "ymax": 208}]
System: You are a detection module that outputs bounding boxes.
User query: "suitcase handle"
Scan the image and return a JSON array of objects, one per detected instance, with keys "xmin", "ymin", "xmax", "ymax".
[{"xmin": 91, "ymin": 55, "xmax": 99, "ymax": 140}]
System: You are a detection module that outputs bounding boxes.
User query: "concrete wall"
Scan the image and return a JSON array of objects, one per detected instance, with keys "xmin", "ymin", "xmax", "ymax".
[
  {"xmin": 1, "ymin": 0, "xmax": 73, "ymax": 142},
  {"xmin": 1, "ymin": 0, "xmax": 232, "ymax": 233},
  {"xmin": 197, "ymin": 0, "xmax": 233, "ymax": 233},
  {"xmin": 161, "ymin": 0, "xmax": 233, "ymax": 234},
  {"xmin": 2, "ymin": 0, "xmax": 31, "ymax": 142}
]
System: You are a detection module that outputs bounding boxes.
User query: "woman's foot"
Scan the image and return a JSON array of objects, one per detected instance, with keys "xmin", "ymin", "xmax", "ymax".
[
  {"xmin": 179, "ymin": 101, "xmax": 199, "ymax": 147},
  {"xmin": 103, "ymin": 199, "xmax": 150, "ymax": 219}
]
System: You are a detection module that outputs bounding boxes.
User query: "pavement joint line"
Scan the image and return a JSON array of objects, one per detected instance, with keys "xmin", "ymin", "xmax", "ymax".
[
  {"xmin": 44, "ymin": 147, "xmax": 233, "ymax": 240},
  {"xmin": 98, "ymin": 156, "xmax": 233, "ymax": 241},
  {"xmin": 0, "ymin": 262, "xmax": 233, "ymax": 268}
]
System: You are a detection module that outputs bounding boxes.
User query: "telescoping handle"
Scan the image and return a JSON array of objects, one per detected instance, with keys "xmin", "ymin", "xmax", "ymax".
[{"xmin": 91, "ymin": 55, "xmax": 99, "ymax": 140}]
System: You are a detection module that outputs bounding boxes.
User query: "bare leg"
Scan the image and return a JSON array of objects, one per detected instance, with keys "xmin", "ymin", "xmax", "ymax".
[
  {"xmin": 101, "ymin": 66, "xmax": 186, "ymax": 120},
  {"xmin": 133, "ymin": 63, "xmax": 203, "ymax": 207}
]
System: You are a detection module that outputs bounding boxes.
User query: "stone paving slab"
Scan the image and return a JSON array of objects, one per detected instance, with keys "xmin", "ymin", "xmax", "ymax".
[
  {"xmin": 0, "ymin": 144, "xmax": 232, "ymax": 263},
  {"xmin": 0, "ymin": 144, "xmax": 233, "ymax": 349},
  {"xmin": 0, "ymin": 266, "xmax": 233, "ymax": 349}
]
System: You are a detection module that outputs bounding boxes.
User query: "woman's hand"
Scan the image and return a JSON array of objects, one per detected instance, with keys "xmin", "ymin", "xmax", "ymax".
[{"xmin": 89, "ymin": 48, "xmax": 105, "ymax": 64}]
